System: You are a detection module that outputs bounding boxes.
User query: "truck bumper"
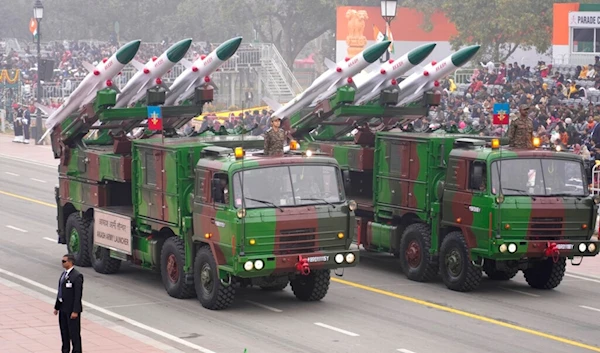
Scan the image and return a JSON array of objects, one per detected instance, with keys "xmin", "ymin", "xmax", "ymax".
[
  {"xmin": 233, "ymin": 249, "xmax": 359, "ymax": 278},
  {"xmin": 488, "ymin": 239, "xmax": 599, "ymax": 259}
]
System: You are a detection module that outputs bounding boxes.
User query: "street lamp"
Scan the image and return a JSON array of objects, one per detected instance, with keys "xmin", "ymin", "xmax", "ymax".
[
  {"xmin": 380, "ymin": 0, "xmax": 397, "ymax": 62},
  {"xmin": 33, "ymin": 0, "xmax": 44, "ymax": 145}
]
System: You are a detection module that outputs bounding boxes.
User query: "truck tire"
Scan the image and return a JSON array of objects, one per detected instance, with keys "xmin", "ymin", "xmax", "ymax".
[
  {"xmin": 399, "ymin": 223, "xmax": 438, "ymax": 282},
  {"xmin": 65, "ymin": 213, "xmax": 92, "ymax": 267},
  {"xmin": 290, "ymin": 269, "xmax": 330, "ymax": 301},
  {"xmin": 90, "ymin": 244, "xmax": 122, "ymax": 274},
  {"xmin": 193, "ymin": 246, "xmax": 235, "ymax": 310},
  {"xmin": 160, "ymin": 237, "xmax": 196, "ymax": 299},
  {"xmin": 524, "ymin": 257, "xmax": 566, "ymax": 289},
  {"xmin": 483, "ymin": 260, "xmax": 518, "ymax": 280},
  {"xmin": 439, "ymin": 231, "xmax": 482, "ymax": 292}
]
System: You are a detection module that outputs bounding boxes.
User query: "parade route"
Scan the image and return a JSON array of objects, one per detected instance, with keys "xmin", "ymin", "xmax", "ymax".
[{"xmin": 1, "ymin": 138, "xmax": 600, "ymax": 353}]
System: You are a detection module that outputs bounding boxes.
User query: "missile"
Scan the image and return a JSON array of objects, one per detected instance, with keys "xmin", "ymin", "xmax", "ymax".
[
  {"xmin": 164, "ymin": 37, "xmax": 243, "ymax": 105},
  {"xmin": 114, "ymin": 38, "xmax": 192, "ymax": 108},
  {"xmin": 263, "ymin": 40, "xmax": 391, "ymax": 120},
  {"xmin": 394, "ymin": 45, "xmax": 480, "ymax": 106},
  {"xmin": 36, "ymin": 39, "xmax": 141, "ymax": 135},
  {"xmin": 353, "ymin": 43, "xmax": 437, "ymax": 104}
]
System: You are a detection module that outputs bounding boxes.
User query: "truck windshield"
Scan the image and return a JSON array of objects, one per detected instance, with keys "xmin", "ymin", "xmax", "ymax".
[
  {"xmin": 490, "ymin": 158, "xmax": 586, "ymax": 196},
  {"xmin": 232, "ymin": 165, "xmax": 345, "ymax": 208}
]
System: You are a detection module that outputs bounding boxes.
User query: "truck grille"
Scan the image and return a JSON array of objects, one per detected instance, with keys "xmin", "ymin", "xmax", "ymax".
[
  {"xmin": 529, "ymin": 217, "xmax": 563, "ymax": 240},
  {"xmin": 275, "ymin": 228, "xmax": 317, "ymax": 255}
]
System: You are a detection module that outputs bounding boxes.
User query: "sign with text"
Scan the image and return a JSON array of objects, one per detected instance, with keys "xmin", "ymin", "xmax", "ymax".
[
  {"xmin": 569, "ymin": 12, "xmax": 600, "ymax": 28},
  {"xmin": 93, "ymin": 209, "xmax": 132, "ymax": 255}
]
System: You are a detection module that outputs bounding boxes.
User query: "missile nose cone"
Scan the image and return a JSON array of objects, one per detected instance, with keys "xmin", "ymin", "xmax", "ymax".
[
  {"xmin": 451, "ymin": 45, "xmax": 481, "ymax": 67},
  {"xmin": 167, "ymin": 38, "xmax": 193, "ymax": 63},
  {"xmin": 216, "ymin": 36, "xmax": 243, "ymax": 61},
  {"xmin": 116, "ymin": 40, "xmax": 142, "ymax": 65},
  {"xmin": 407, "ymin": 43, "xmax": 437, "ymax": 65},
  {"xmin": 363, "ymin": 41, "xmax": 391, "ymax": 63}
]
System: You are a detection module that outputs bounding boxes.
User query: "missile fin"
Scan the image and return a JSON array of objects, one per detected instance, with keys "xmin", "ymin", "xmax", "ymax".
[
  {"xmin": 262, "ymin": 97, "xmax": 282, "ymax": 111},
  {"xmin": 324, "ymin": 58, "xmax": 336, "ymax": 71},
  {"xmin": 130, "ymin": 60, "xmax": 146, "ymax": 71},
  {"xmin": 34, "ymin": 103, "xmax": 56, "ymax": 116},
  {"xmin": 37, "ymin": 128, "xmax": 53, "ymax": 145},
  {"xmin": 82, "ymin": 62, "xmax": 96, "ymax": 73},
  {"xmin": 184, "ymin": 77, "xmax": 199, "ymax": 94},
  {"xmin": 207, "ymin": 81, "xmax": 219, "ymax": 91},
  {"xmin": 180, "ymin": 58, "xmax": 193, "ymax": 69}
]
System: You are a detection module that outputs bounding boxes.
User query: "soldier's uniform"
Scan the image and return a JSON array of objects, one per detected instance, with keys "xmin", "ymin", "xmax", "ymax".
[
  {"xmin": 12, "ymin": 104, "xmax": 23, "ymax": 143},
  {"xmin": 263, "ymin": 117, "xmax": 286, "ymax": 156},
  {"xmin": 507, "ymin": 104, "xmax": 533, "ymax": 149}
]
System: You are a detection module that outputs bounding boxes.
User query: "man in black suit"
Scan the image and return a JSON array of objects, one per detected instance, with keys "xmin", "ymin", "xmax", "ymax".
[{"xmin": 54, "ymin": 254, "xmax": 84, "ymax": 353}]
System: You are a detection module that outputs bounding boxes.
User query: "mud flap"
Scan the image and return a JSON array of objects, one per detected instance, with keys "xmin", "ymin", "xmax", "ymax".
[{"xmin": 55, "ymin": 186, "xmax": 66, "ymax": 244}]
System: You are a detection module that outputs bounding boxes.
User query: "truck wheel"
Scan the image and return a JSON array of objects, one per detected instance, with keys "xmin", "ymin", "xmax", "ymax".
[
  {"xmin": 483, "ymin": 260, "xmax": 518, "ymax": 280},
  {"xmin": 65, "ymin": 213, "xmax": 92, "ymax": 267},
  {"xmin": 193, "ymin": 247, "xmax": 235, "ymax": 310},
  {"xmin": 523, "ymin": 258, "xmax": 566, "ymax": 289},
  {"xmin": 439, "ymin": 231, "xmax": 482, "ymax": 292},
  {"xmin": 399, "ymin": 223, "xmax": 438, "ymax": 282},
  {"xmin": 290, "ymin": 269, "xmax": 330, "ymax": 301},
  {"xmin": 160, "ymin": 237, "xmax": 196, "ymax": 299}
]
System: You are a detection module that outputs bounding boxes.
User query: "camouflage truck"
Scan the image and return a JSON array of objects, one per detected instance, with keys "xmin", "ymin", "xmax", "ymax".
[
  {"xmin": 51, "ymin": 88, "xmax": 358, "ymax": 310},
  {"xmin": 286, "ymin": 87, "xmax": 600, "ymax": 292}
]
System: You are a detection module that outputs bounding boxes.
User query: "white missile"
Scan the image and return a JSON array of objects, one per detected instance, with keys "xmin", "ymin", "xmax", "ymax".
[
  {"xmin": 163, "ymin": 37, "xmax": 242, "ymax": 106},
  {"xmin": 394, "ymin": 45, "xmax": 480, "ymax": 106},
  {"xmin": 36, "ymin": 40, "xmax": 141, "ymax": 137},
  {"xmin": 263, "ymin": 40, "xmax": 391, "ymax": 120},
  {"xmin": 114, "ymin": 38, "xmax": 192, "ymax": 108},
  {"xmin": 354, "ymin": 43, "xmax": 437, "ymax": 104}
]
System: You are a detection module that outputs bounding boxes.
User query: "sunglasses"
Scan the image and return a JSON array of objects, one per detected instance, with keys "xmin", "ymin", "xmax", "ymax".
[{"xmin": 61, "ymin": 260, "xmax": 67, "ymax": 263}]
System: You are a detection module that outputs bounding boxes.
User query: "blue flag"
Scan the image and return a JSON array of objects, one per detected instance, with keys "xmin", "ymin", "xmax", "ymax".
[{"xmin": 147, "ymin": 106, "xmax": 163, "ymax": 130}]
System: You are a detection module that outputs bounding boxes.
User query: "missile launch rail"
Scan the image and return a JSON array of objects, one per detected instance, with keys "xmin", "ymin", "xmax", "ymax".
[
  {"xmin": 283, "ymin": 85, "xmax": 600, "ymax": 292},
  {"xmin": 50, "ymin": 86, "xmax": 359, "ymax": 311}
]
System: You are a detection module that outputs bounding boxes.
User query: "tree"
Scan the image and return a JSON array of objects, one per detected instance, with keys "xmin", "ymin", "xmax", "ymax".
[{"xmin": 215, "ymin": 0, "xmax": 349, "ymax": 68}]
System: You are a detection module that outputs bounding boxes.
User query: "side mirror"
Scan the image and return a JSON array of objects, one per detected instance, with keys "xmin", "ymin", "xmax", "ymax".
[
  {"xmin": 471, "ymin": 164, "xmax": 484, "ymax": 190},
  {"xmin": 342, "ymin": 170, "xmax": 351, "ymax": 190},
  {"xmin": 211, "ymin": 179, "xmax": 224, "ymax": 203}
]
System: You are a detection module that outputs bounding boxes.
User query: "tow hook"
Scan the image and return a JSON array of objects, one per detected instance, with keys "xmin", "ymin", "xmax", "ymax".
[
  {"xmin": 544, "ymin": 242, "xmax": 560, "ymax": 263},
  {"xmin": 296, "ymin": 255, "xmax": 311, "ymax": 275}
]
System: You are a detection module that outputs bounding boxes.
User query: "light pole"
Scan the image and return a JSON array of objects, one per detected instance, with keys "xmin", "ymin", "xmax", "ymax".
[
  {"xmin": 33, "ymin": 0, "xmax": 44, "ymax": 144},
  {"xmin": 380, "ymin": 0, "xmax": 397, "ymax": 63}
]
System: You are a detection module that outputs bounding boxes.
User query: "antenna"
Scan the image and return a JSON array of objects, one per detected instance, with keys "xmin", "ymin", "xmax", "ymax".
[{"xmin": 240, "ymin": 97, "xmax": 246, "ymax": 256}]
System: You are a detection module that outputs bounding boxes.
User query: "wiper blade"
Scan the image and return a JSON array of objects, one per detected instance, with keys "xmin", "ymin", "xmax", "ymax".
[
  {"xmin": 501, "ymin": 188, "xmax": 529, "ymax": 195},
  {"xmin": 301, "ymin": 197, "xmax": 336, "ymax": 207},
  {"xmin": 244, "ymin": 197, "xmax": 283, "ymax": 212}
]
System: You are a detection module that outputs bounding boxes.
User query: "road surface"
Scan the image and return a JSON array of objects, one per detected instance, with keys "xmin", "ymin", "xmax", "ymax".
[{"xmin": 0, "ymin": 151, "xmax": 599, "ymax": 353}]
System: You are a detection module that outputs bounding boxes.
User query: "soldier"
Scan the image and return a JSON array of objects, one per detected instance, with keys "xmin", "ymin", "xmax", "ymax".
[
  {"xmin": 12, "ymin": 104, "xmax": 23, "ymax": 143},
  {"xmin": 507, "ymin": 104, "xmax": 534, "ymax": 149},
  {"xmin": 263, "ymin": 116, "xmax": 288, "ymax": 156}
]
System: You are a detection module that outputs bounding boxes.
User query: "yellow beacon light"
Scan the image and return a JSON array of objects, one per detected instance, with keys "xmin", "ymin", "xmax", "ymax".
[
  {"xmin": 491, "ymin": 139, "xmax": 500, "ymax": 149},
  {"xmin": 532, "ymin": 137, "xmax": 540, "ymax": 148},
  {"xmin": 234, "ymin": 147, "xmax": 244, "ymax": 159},
  {"xmin": 290, "ymin": 140, "xmax": 299, "ymax": 150}
]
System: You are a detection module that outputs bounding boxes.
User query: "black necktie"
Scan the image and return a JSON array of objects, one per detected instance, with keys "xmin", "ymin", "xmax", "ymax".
[{"xmin": 58, "ymin": 271, "xmax": 66, "ymax": 300}]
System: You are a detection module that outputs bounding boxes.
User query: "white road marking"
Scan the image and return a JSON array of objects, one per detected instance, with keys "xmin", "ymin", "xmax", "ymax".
[
  {"xmin": 43, "ymin": 237, "xmax": 57, "ymax": 243},
  {"xmin": 499, "ymin": 287, "xmax": 540, "ymax": 297},
  {"xmin": 6, "ymin": 225, "xmax": 27, "ymax": 233},
  {"xmin": 105, "ymin": 302, "xmax": 165, "ymax": 309},
  {"xmin": 4, "ymin": 172, "xmax": 19, "ymax": 176},
  {"xmin": 580, "ymin": 305, "xmax": 600, "ymax": 313},
  {"xmin": 0, "ymin": 267, "xmax": 217, "ymax": 353},
  {"xmin": 565, "ymin": 273, "xmax": 600, "ymax": 284},
  {"xmin": 244, "ymin": 300, "xmax": 283, "ymax": 313},
  {"xmin": 397, "ymin": 349, "xmax": 417, "ymax": 353},
  {"xmin": 314, "ymin": 322, "xmax": 359, "ymax": 337},
  {"xmin": 30, "ymin": 178, "xmax": 47, "ymax": 183},
  {"xmin": 0, "ymin": 154, "xmax": 57, "ymax": 169}
]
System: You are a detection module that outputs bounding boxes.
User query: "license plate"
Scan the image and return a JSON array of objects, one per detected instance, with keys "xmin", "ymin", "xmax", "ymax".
[
  {"xmin": 305, "ymin": 256, "xmax": 329, "ymax": 263},
  {"xmin": 556, "ymin": 244, "xmax": 574, "ymax": 250}
]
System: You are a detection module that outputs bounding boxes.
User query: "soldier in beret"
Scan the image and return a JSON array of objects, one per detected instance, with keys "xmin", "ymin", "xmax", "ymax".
[{"xmin": 507, "ymin": 104, "xmax": 533, "ymax": 149}]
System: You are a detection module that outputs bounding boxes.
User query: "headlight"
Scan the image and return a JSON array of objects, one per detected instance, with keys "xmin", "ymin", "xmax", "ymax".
[
  {"xmin": 499, "ymin": 244, "xmax": 508, "ymax": 253},
  {"xmin": 579, "ymin": 243, "xmax": 587, "ymax": 252},
  {"xmin": 254, "ymin": 260, "xmax": 264, "ymax": 270},
  {"xmin": 508, "ymin": 243, "xmax": 517, "ymax": 253},
  {"xmin": 305, "ymin": 150, "xmax": 313, "ymax": 157},
  {"xmin": 244, "ymin": 261, "xmax": 254, "ymax": 271},
  {"xmin": 589, "ymin": 243, "xmax": 597, "ymax": 252},
  {"xmin": 348, "ymin": 200, "xmax": 357, "ymax": 211},
  {"xmin": 345, "ymin": 253, "xmax": 355, "ymax": 263},
  {"xmin": 334, "ymin": 254, "xmax": 344, "ymax": 264},
  {"xmin": 237, "ymin": 209, "xmax": 246, "ymax": 218}
]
